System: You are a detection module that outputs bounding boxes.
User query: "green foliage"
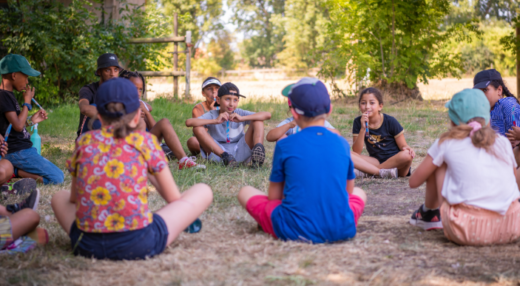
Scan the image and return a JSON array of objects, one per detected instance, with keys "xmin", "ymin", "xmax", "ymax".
[
  {"xmin": 0, "ymin": 0, "xmax": 171, "ymax": 105},
  {"xmin": 320, "ymin": 0, "xmax": 480, "ymax": 91},
  {"xmin": 207, "ymin": 31, "xmax": 236, "ymax": 70},
  {"xmin": 276, "ymin": 0, "xmax": 328, "ymax": 69},
  {"xmin": 229, "ymin": 0, "xmax": 285, "ymax": 67}
]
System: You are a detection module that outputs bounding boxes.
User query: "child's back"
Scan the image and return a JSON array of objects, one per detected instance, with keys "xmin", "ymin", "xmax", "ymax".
[
  {"xmin": 429, "ymin": 134, "xmax": 518, "ymax": 214},
  {"xmin": 271, "ymin": 126, "xmax": 356, "ymax": 242}
]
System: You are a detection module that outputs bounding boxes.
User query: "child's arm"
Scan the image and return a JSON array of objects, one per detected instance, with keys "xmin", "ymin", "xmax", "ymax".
[
  {"xmin": 192, "ymin": 105, "xmax": 205, "ymax": 118},
  {"xmin": 152, "ymin": 168, "xmax": 182, "ymax": 203},
  {"xmin": 186, "ymin": 112, "xmax": 229, "ymax": 127},
  {"xmin": 69, "ymin": 177, "xmax": 77, "ymax": 203},
  {"xmin": 268, "ymin": 181, "xmax": 284, "ymax": 200},
  {"xmin": 266, "ymin": 122, "xmax": 296, "ymax": 142},
  {"xmin": 395, "ymin": 134, "xmax": 416, "ymax": 158},
  {"xmin": 409, "ymin": 155, "xmax": 437, "ymax": 188},
  {"xmin": 346, "ymin": 179, "xmax": 355, "ymax": 194},
  {"xmin": 230, "ymin": 111, "xmax": 271, "ymax": 123},
  {"xmin": 352, "ymin": 114, "xmax": 368, "ymax": 154}
]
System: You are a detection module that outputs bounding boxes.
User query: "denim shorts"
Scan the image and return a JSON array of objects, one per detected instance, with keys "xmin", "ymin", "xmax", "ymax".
[
  {"xmin": 69, "ymin": 214, "xmax": 169, "ymax": 260},
  {"xmin": 5, "ymin": 147, "xmax": 64, "ymax": 185}
]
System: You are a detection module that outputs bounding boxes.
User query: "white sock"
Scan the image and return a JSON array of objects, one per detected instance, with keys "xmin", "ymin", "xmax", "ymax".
[
  {"xmin": 179, "ymin": 156, "xmax": 188, "ymax": 163},
  {"xmin": 422, "ymin": 205, "xmax": 437, "ymax": 212}
]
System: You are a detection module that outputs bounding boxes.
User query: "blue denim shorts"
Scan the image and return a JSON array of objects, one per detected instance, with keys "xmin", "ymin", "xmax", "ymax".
[
  {"xmin": 5, "ymin": 147, "xmax": 64, "ymax": 185},
  {"xmin": 69, "ymin": 214, "xmax": 169, "ymax": 260}
]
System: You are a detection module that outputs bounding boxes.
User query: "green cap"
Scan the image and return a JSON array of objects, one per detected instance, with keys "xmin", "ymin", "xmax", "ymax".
[
  {"xmin": 281, "ymin": 84, "xmax": 294, "ymax": 97},
  {"xmin": 0, "ymin": 54, "xmax": 40, "ymax": 76},
  {"xmin": 445, "ymin": 89, "xmax": 490, "ymax": 125}
]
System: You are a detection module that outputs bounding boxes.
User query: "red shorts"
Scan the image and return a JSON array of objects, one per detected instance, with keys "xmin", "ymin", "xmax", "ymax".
[{"xmin": 246, "ymin": 194, "xmax": 365, "ymax": 238}]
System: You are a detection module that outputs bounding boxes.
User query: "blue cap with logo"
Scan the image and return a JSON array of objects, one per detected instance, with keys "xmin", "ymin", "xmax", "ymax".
[
  {"xmin": 283, "ymin": 77, "xmax": 330, "ymax": 117},
  {"xmin": 95, "ymin": 78, "xmax": 140, "ymax": 118},
  {"xmin": 473, "ymin": 69, "xmax": 502, "ymax": 90},
  {"xmin": 445, "ymin": 89, "xmax": 490, "ymax": 125}
]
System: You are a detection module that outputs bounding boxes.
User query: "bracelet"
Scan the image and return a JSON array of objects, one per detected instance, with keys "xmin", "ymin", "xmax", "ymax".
[{"xmin": 22, "ymin": 103, "xmax": 32, "ymax": 111}]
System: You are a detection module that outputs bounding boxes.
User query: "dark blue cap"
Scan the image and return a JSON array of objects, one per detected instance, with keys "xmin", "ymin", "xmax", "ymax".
[
  {"xmin": 286, "ymin": 77, "xmax": 330, "ymax": 117},
  {"xmin": 95, "ymin": 78, "xmax": 140, "ymax": 118},
  {"xmin": 218, "ymin": 82, "xmax": 246, "ymax": 98},
  {"xmin": 473, "ymin": 69, "xmax": 502, "ymax": 89}
]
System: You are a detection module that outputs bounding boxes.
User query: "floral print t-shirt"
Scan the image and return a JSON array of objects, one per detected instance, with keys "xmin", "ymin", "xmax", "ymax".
[{"xmin": 67, "ymin": 127, "xmax": 167, "ymax": 233}]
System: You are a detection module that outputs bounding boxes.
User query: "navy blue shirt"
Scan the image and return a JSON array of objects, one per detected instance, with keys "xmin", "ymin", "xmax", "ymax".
[
  {"xmin": 352, "ymin": 114, "xmax": 403, "ymax": 163},
  {"xmin": 270, "ymin": 126, "xmax": 357, "ymax": 243}
]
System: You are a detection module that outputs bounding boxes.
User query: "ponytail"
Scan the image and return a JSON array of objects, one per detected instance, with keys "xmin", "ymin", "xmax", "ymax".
[
  {"xmin": 97, "ymin": 102, "xmax": 138, "ymax": 139},
  {"xmin": 439, "ymin": 117, "xmax": 501, "ymax": 159},
  {"xmin": 489, "ymin": 79, "xmax": 518, "ymax": 103}
]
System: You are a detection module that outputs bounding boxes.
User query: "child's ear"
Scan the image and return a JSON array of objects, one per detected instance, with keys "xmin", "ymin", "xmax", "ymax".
[
  {"xmin": 129, "ymin": 109, "xmax": 141, "ymax": 128},
  {"xmin": 290, "ymin": 108, "xmax": 300, "ymax": 120}
]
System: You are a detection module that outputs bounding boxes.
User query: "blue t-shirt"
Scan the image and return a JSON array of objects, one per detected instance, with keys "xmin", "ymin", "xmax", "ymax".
[
  {"xmin": 270, "ymin": 126, "xmax": 357, "ymax": 243},
  {"xmin": 490, "ymin": 97, "xmax": 520, "ymax": 136}
]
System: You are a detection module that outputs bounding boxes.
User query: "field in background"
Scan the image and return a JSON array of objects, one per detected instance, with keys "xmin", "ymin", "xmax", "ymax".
[
  {"xmin": 145, "ymin": 77, "xmax": 518, "ymax": 102},
  {"xmin": 3, "ymin": 98, "xmax": 520, "ymax": 285}
]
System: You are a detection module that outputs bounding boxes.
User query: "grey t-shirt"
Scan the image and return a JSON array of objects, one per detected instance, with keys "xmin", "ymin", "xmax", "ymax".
[
  {"xmin": 277, "ymin": 117, "xmax": 335, "ymax": 136},
  {"xmin": 198, "ymin": 109, "xmax": 255, "ymax": 144}
]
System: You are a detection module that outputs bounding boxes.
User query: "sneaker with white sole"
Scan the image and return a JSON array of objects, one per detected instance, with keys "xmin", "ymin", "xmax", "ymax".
[
  {"xmin": 179, "ymin": 157, "xmax": 206, "ymax": 170},
  {"xmin": 354, "ymin": 168, "xmax": 369, "ymax": 178},
  {"xmin": 251, "ymin": 143, "xmax": 265, "ymax": 167},
  {"xmin": 6, "ymin": 189, "xmax": 40, "ymax": 213},
  {"xmin": 379, "ymin": 168, "xmax": 398, "ymax": 179},
  {"xmin": 409, "ymin": 204, "xmax": 443, "ymax": 230},
  {"xmin": 1, "ymin": 178, "xmax": 37, "ymax": 198}
]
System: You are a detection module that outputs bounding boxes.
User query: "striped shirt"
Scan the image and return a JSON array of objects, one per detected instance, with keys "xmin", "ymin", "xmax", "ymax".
[{"xmin": 490, "ymin": 97, "xmax": 520, "ymax": 136}]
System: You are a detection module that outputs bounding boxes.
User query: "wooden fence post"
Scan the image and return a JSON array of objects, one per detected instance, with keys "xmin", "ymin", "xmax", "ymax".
[
  {"xmin": 185, "ymin": 31, "xmax": 192, "ymax": 99},
  {"xmin": 517, "ymin": 25, "xmax": 519, "ymax": 97},
  {"xmin": 173, "ymin": 13, "xmax": 179, "ymax": 99}
]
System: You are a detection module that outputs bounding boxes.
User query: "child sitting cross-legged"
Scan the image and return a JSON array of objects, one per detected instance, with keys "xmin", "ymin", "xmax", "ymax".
[
  {"xmin": 185, "ymin": 82, "xmax": 271, "ymax": 167},
  {"xmin": 352, "ymin": 87, "xmax": 415, "ymax": 178},
  {"xmin": 409, "ymin": 89, "xmax": 520, "ymax": 246},
  {"xmin": 120, "ymin": 70, "xmax": 205, "ymax": 170},
  {"xmin": 238, "ymin": 78, "xmax": 367, "ymax": 243},
  {"xmin": 51, "ymin": 78, "xmax": 213, "ymax": 260}
]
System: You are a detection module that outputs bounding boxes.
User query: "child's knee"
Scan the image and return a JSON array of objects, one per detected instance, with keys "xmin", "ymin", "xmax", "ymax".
[
  {"xmin": 157, "ymin": 118, "xmax": 172, "ymax": 127},
  {"xmin": 51, "ymin": 190, "xmax": 70, "ymax": 209},
  {"xmin": 399, "ymin": 151, "xmax": 413, "ymax": 163},
  {"xmin": 18, "ymin": 209, "xmax": 40, "ymax": 226},
  {"xmin": 187, "ymin": 137, "xmax": 198, "ymax": 148},
  {"xmin": 195, "ymin": 183, "xmax": 213, "ymax": 202},
  {"xmin": 352, "ymin": 187, "xmax": 367, "ymax": 203}
]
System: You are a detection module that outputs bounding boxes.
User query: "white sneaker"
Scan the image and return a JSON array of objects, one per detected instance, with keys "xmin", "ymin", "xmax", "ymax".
[
  {"xmin": 379, "ymin": 168, "xmax": 398, "ymax": 179},
  {"xmin": 179, "ymin": 156, "xmax": 206, "ymax": 170},
  {"xmin": 354, "ymin": 168, "xmax": 368, "ymax": 178}
]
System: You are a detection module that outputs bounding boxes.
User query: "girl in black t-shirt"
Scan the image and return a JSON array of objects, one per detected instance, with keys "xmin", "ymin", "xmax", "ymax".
[{"xmin": 352, "ymin": 87, "xmax": 415, "ymax": 178}]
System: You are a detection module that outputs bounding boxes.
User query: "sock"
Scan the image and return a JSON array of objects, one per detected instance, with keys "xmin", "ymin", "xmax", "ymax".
[
  {"xmin": 179, "ymin": 156, "xmax": 188, "ymax": 164},
  {"xmin": 422, "ymin": 205, "xmax": 437, "ymax": 212}
]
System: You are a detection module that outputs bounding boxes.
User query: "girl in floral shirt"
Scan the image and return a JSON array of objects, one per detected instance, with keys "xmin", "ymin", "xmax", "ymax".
[{"xmin": 51, "ymin": 78, "xmax": 213, "ymax": 260}]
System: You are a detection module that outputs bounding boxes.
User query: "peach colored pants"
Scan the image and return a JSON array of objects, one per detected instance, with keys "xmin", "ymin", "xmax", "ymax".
[{"xmin": 441, "ymin": 198, "xmax": 520, "ymax": 246}]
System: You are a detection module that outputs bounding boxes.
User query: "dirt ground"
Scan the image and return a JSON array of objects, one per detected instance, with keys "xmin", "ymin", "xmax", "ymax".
[{"xmin": 2, "ymin": 100, "xmax": 520, "ymax": 286}]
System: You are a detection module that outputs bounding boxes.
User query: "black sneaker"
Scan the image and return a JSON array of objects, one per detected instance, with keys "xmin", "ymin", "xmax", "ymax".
[
  {"xmin": 6, "ymin": 189, "xmax": 40, "ymax": 213},
  {"xmin": 1, "ymin": 178, "xmax": 37, "ymax": 197},
  {"xmin": 221, "ymin": 152, "xmax": 237, "ymax": 167},
  {"xmin": 251, "ymin": 143, "xmax": 265, "ymax": 167},
  {"xmin": 409, "ymin": 204, "xmax": 442, "ymax": 230}
]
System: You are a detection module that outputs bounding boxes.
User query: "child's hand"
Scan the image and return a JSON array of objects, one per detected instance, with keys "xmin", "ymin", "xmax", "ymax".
[
  {"xmin": 403, "ymin": 146, "xmax": 415, "ymax": 159},
  {"xmin": 229, "ymin": 113, "xmax": 242, "ymax": 122},
  {"xmin": 0, "ymin": 141, "xmax": 7, "ymax": 157},
  {"xmin": 216, "ymin": 112, "xmax": 229, "ymax": 124},
  {"xmin": 288, "ymin": 121, "xmax": 297, "ymax": 128},
  {"xmin": 506, "ymin": 126, "xmax": 520, "ymax": 141},
  {"xmin": 139, "ymin": 101, "xmax": 147, "ymax": 118},
  {"xmin": 360, "ymin": 112, "xmax": 369, "ymax": 129},
  {"xmin": 22, "ymin": 86, "xmax": 35, "ymax": 104},
  {"xmin": 31, "ymin": 109, "xmax": 48, "ymax": 124}
]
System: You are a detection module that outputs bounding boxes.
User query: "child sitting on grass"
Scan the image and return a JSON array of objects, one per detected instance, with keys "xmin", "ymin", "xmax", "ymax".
[
  {"xmin": 0, "ymin": 54, "xmax": 64, "ymax": 185},
  {"xmin": 187, "ymin": 77, "xmax": 221, "ymax": 155},
  {"xmin": 409, "ymin": 89, "xmax": 520, "ymax": 246},
  {"xmin": 238, "ymin": 78, "xmax": 367, "ymax": 243},
  {"xmin": 51, "ymin": 78, "xmax": 213, "ymax": 260},
  {"xmin": 120, "ymin": 70, "xmax": 204, "ymax": 170},
  {"xmin": 185, "ymin": 82, "xmax": 271, "ymax": 167},
  {"xmin": 352, "ymin": 87, "xmax": 414, "ymax": 178}
]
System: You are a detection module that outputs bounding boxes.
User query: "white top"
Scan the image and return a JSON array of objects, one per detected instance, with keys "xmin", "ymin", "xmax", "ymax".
[
  {"xmin": 277, "ymin": 117, "xmax": 335, "ymax": 136},
  {"xmin": 428, "ymin": 135, "xmax": 519, "ymax": 215}
]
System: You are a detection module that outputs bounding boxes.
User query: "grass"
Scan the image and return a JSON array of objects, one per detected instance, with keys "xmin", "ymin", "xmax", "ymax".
[{"xmin": 3, "ymin": 97, "xmax": 520, "ymax": 285}]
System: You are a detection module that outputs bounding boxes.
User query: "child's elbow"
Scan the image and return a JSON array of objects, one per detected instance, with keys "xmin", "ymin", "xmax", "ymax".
[
  {"xmin": 265, "ymin": 112, "xmax": 272, "ymax": 120},
  {"xmin": 185, "ymin": 119, "xmax": 193, "ymax": 127}
]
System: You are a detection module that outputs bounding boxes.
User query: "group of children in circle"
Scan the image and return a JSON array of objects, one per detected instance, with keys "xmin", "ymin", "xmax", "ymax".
[{"xmin": 1, "ymin": 52, "xmax": 520, "ymax": 258}]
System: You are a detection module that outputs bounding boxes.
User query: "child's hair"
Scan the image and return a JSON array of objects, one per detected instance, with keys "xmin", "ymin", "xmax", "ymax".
[
  {"xmin": 359, "ymin": 87, "xmax": 383, "ymax": 105},
  {"xmin": 94, "ymin": 103, "xmax": 139, "ymax": 139},
  {"xmin": 439, "ymin": 117, "xmax": 500, "ymax": 158},
  {"xmin": 119, "ymin": 70, "xmax": 146, "ymax": 95},
  {"xmin": 489, "ymin": 79, "xmax": 519, "ymax": 103}
]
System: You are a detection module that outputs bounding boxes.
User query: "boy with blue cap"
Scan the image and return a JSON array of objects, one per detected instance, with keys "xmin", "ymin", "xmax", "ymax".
[
  {"xmin": 237, "ymin": 77, "xmax": 367, "ymax": 243},
  {"xmin": 0, "ymin": 54, "xmax": 63, "ymax": 184},
  {"xmin": 409, "ymin": 89, "xmax": 520, "ymax": 246}
]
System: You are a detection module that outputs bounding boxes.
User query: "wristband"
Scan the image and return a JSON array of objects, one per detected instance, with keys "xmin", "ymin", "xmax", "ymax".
[{"xmin": 22, "ymin": 103, "xmax": 32, "ymax": 111}]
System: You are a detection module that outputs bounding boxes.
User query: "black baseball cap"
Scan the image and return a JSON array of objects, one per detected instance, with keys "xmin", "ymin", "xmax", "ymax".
[
  {"xmin": 473, "ymin": 69, "xmax": 502, "ymax": 89},
  {"xmin": 218, "ymin": 82, "xmax": 246, "ymax": 98},
  {"xmin": 95, "ymin": 53, "xmax": 122, "ymax": 76},
  {"xmin": 95, "ymin": 78, "xmax": 140, "ymax": 118}
]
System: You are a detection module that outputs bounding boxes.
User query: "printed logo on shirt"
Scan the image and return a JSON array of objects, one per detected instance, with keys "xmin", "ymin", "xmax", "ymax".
[{"xmin": 228, "ymin": 124, "xmax": 244, "ymax": 138}]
